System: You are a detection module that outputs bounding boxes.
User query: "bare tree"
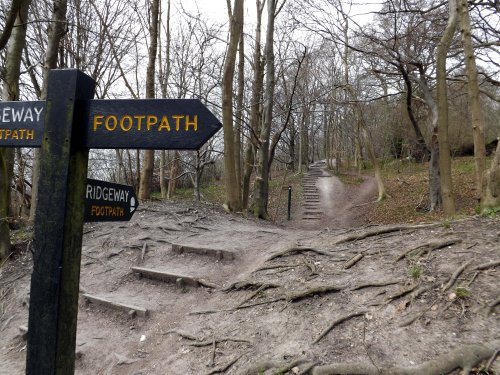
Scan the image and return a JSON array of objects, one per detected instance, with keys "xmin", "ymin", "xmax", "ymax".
[
  {"xmin": 0, "ymin": 0, "xmax": 32, "ymax": 262},
  {"xmin": 222, "ymin": 0, "xmax": 244, "ymax": 212},
  {"xmin": 138, "ymin": 0, "xmax": 160, "ymax": 200}
]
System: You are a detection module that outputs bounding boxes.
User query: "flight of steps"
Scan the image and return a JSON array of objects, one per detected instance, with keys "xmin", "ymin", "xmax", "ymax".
[{"xmin": 301, "ymin": 163, "xmax": 325, "ymax": 221}]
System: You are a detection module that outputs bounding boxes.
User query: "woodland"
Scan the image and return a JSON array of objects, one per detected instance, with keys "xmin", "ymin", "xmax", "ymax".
[
  {"xmin": 0, "ymin": 0, "xmax": 499, "ymax": 259},
  {"xmin": 0, "ymin": 1, "xmax": 499, "ymax": 374}
]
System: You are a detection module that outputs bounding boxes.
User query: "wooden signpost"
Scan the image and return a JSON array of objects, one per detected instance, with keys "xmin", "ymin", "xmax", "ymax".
[{"xmin": 0, "ymin": 69, "xmax": 221, "ymax": 374}]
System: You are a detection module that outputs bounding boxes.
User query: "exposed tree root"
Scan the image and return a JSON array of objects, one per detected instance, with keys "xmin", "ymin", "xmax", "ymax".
[
  {"xmin": 311, "ymin": 339, "xmax": 500, "ymax": 375},
  {"xmin": 267, "ymin": 247, "xmax": 333, "ymax": 261},
  {"xmin": 188, "ymin": 337, "xmax": 252, "ymax": 347},
  {"xmin": 206, "ymin": 354, "xmax": 243, "ymax": 375},
  {"xmin": 313, "ymin": 311, "xmax": 367, "ymax": 344},
  {"xmin": 351, "ymin": 279, "xmax": 401, "ymax": 291},
  {"xmin": 334, "ymin": 224, "xmax": 439, "ymax": 245},
  {"xmin": 442, "ymin": 260, "xmax": 473, "ymax": 291},
  {"xmin": 162, "ymin": 329, "xmax": 201, "ymax": 341},
  {"xmin": 252, "ymin": 263, "xmax": 302, "ymax": 273},
  {"xmin": 395, "ymin": 237, "xmax": 462, "ymax": 261},
  {"xmin": 343, "ymin": 254, "xmax": 364, "ymax": 269},
  {"xmin": 237, "ymin": 283, "xmax": 279, "ymax": 307},
  {"xmin": 236, "ymin": 358, "xmax": 310, "ymax": 375},
  {"xmin": 384, "ymin": 284, "xmax": 419, "ymax": 303},
  {"xmin": 222, "ymin": 280, "xmax": 280, "ymax": 292},
  {"xmin": 237, "ymin": 284, "xmax": 346, "ymax": 309},
  {"xmin": 472, "ymin": 259, "xmax": 500, "ymax": 271}
]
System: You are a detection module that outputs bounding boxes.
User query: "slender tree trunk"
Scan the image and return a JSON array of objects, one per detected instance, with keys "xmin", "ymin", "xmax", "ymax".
[
  {"xmin": 418, "ymin": 65, "xmax": 442, "ymax": 211},
  {"xmin": 167, "ymin": 151, "xmax": 180, "ymax": 199},
  {"xmin": 253, "ymin": 0, "xmax": 277, "ymax": 219},
  {"xmin": 139, "ymin": 0, "xmax": 160, "ymax": 200},
  {"xmin": 222, "ymin": 0, "xmax": 244, "ymax": 212},
  {"xmin": 160, "ymin": 151, "xmax": 168, "ymax": 199},
  {"xmin": 437, "ymin": 0, "xmax": 458, "ymax": 216},
  {"xmin": 234, "ymin": 36, "xmax": 245, "ymax": 200},
  {"xmin": 481, "ymin": 138, "xmax": 500, "ymax": 210},
  {"xmin": 30, "ymin": 0, "xmax": 68, "ymax": 222},
  {"xmin": 0, "ymin": 0, "xmax": 31, "ymax": 262},
  {"xmin": 242, "ymin": 0, "xmax": 264, "ymax": 209},
  {"xmin": 457, "ymin": 0, "xmax": 486, "ymax": 200}
]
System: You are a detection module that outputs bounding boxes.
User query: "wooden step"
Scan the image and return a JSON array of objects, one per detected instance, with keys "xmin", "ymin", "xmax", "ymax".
[
  {"xmin": 172, "ymin": 243, "xmax": 235, "ymax": 260},
  {"xmin": 131, "ymin": 267, "xmax": 218, "ymax": 289},
  {"xmin": 82, "ymin": 293, "xmax": 149, "ymax": 317}
]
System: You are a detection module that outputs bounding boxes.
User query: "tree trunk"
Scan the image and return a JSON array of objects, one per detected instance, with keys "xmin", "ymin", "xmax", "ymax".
[
  {"xmin": 253, "ymin": 0, "xmax": 277, "ymax": 219},
  {"xmin": 362, "ymin": 127, "xmax": 387, "ymax": 201},
  {"xmin": 437, "ymin": 0, "xmax": 458, "ymax": 216},
  {"xmin": 160, "ymin": 151, "xmax": 168, "ymax": 199},
  {"xmin": 30, "ymin": 0, "xmax": 68, "ymax": 222},
  {"xmin": 481, "ymin": 138, "xmax": 500, "ymax": 210},
  {"xmin": 234, "ymin": 35, "xmax": 245, "ymax": 199},
  {"xmin": 139, "ymin": 0, "xmax": 160, "ymax": 200},
  {"xmin": 242, "ymin": 0, "xmax": 265, "ymax": 209},
  {"xmin": 457, "ymin": 0, "xmax": 486, "ymax": 200},
  {"xmin": 0, "ymin": 0, "xmax": 31, "ymax": 262},
  {"xmin": 222, "ymin": 0, "xmax": 244, "ymax": 212},
  {"xmin": 167, "ymin": 151, "xmax": 180, "ymax": 199}
]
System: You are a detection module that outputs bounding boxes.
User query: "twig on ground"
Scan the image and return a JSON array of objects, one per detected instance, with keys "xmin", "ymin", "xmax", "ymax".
[{"xmin": 343, "ymin": 254, "xmax": 364, "ymax": 269}]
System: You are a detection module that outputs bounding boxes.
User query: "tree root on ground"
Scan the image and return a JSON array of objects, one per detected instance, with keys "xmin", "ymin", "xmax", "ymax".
[
  {"xmin": 205, "ymin": 354, "xmax": 243, "ymax": 375},
  {"xmin": 472, "ymin": 259, "xmax": 500, "ymax": 271},
  {"xmin": 442, "ymin": 259, "xmax": 473, "ymax": 291},
  {"xmin": 351, "ymin": 279, "xmax": 402, "ymax": 291},
  {"xmin": 222, "ymin": 280, "xmax": 280, "ymax": 292},
  {"xmin": 237, "ymin": 284, "xmax": 346, "ymax": 309},
  {"xmin": 235, "ymin": 358, "xmax": 310, "ymax": 375},
  {"xmin": 334, "ymin": 224, "xmax": 439, "ymax": 245},
  {"xmin": 311, "ymin": 339, "xmax": 500, "ymax": 375},
  {"xmin": 188, "ymin": 337, "xmax": 252, "ymax": 347},
  {"xmin": 395, "ymin": 237, "xmax": 462, "ymax": 261},
  {"xmin": 267, "ymin": 247, "xmax": 334, "ymax": 261},
  {"xmin": 313, "ymin": 310, "xmax": 367, "ymax": 344}
]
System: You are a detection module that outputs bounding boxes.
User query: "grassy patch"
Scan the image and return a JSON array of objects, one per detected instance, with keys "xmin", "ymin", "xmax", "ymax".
[{"xmin": 366, "ymin": 156, "xmax": 482, "ymax": 224}]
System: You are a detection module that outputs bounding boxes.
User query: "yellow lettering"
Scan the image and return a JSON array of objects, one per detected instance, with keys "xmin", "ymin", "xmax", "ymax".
[
  {"xmin": 158, "ymin": 116, "xmax": 171, "ymax": 131},
  {"xmin": 5, "ymin": 129, "xmax": 11, "ymax": 139},
  {"xmin": 19, "ymin": 129, "xmax": 26, "ymax": 139},
  {"xmin": 146, "ymin": 115, "xmax": 158, "ymax": 131},
  {"xmin": 120, "ymin": 115, "xmax": 133, "ymax": 131},
  {"xmin": 134, "ymin": 115, "xmax": 145, "ymax": 130},
  {"xmin": 172, "ymin": 115, "xmax": 184, "ymax": 131},
  {"xmin": 93, "ymin": 115, "xmax": 104, "ymax": 131},
  {"xmin": 0, "ymin": 129, "xmax": 4, "ymax": 139},
  {"xmin": 185, "ymin": 115, "xmax": 198, "ymax": 131},
  {"xmin": 12, "ymin": 130, "xmax": 18, "ymax": 139},
  {"xmin": 26, "ymin": 129, "xmax": 34, "ymax": 140},
  {"xmin": 105, "ymin": 115, "xmax": 118, "ymax": 131}
]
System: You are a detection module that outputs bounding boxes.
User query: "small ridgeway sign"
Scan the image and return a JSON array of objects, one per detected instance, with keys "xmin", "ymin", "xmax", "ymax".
[
  {"xmin": 0, "ymin": 101, "xmax": 45, "ymax": 147},
  {"xmin": 0, "ymin": 69, "xmax": 222, "ymax": 375},
  {"xmin": 84, "ymin": 179, "xmax": 138, "ymax": 222}
]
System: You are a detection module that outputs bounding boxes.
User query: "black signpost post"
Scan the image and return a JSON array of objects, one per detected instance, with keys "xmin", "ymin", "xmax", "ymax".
[{"xmin": 0, "ymin": 68, "xmax": 222, "ymax": 374}]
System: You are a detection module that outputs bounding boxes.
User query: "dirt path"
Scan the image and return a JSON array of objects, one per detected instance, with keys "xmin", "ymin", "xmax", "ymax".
[
  {"xmin": 1, "ymin": 194, "xmax": 499, "ymax": 374},
  {"xmin": 293, "ymin": 161, "xmax": 377, "ymax": 229}
]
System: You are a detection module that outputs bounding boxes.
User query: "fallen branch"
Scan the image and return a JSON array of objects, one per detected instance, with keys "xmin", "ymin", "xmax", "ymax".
[
  {"xmin": 161, "ymin": 329, "xmax": 201, "ymax": 341},
  {"xmin": 311, "ymin": 339, "xmax": 500, "ymax": 375},
  {"xmin": 313, "ymin": 311, "xmax": 367, "ymax": 344},
  {"xmin": 442, "ymin": 260, "xmax": 473, "ymax": 292},
  {"xmin": 343, "ymin": 254, "xmax": 364, "ymax": 269},
  {"xmin": 395, "ymin": 237, "xmax": 462, "ymax": 261}
]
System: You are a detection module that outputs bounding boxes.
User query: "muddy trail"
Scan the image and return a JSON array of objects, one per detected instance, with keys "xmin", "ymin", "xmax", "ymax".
[{"xmin": 1, "ymin": 164, "xmax": 499, "ymax": 375}]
